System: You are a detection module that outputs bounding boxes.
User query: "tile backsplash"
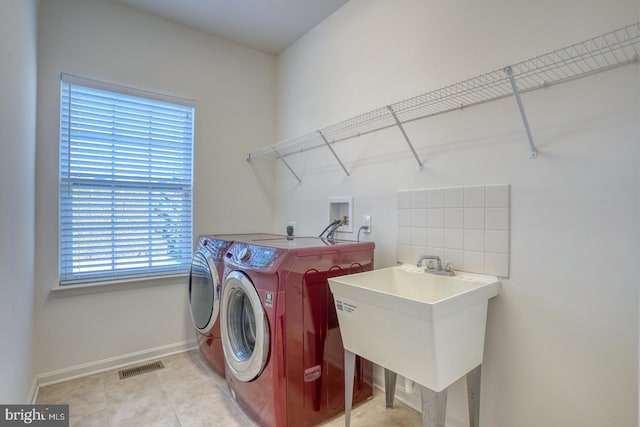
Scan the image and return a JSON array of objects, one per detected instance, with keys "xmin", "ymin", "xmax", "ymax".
[{"xmin": 397, "ymin": 185, "xmax": 510, "ymax": 277}]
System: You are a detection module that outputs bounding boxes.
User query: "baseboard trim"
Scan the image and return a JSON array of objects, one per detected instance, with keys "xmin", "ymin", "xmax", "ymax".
[
  {"xmin": 27, "ymin": 375, "xmax": 39, "ymax": 404},
  {"xmin": 34, "ymin": 340, "xmax": 197, "ymax": 398}
]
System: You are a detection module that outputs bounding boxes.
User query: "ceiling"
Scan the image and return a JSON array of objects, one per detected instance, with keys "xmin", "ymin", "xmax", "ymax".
[{"xmin": 111, "ymin": 0, "xmax": 349, "ymax": 54}]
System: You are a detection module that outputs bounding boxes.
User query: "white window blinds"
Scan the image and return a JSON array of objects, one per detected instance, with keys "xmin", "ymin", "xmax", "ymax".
[{"xmin": 59, "ymin": 75, "xmax": 194, "ymax": 285}]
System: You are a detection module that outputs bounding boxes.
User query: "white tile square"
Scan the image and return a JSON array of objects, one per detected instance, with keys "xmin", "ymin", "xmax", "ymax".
[
  {"xmin": 427, "ymin": 208, "xmax": 444, "ymax": 228},
  {"xmin": 397, "ymin": 227, "xmax": 411, "ymax": 245},
  {"xmin": 444, "ymin": 249, "xmax": 464, "ymax": 270},
  {"xmin": 485, "ymin": 184, "xmax": 509, "ymax": 208},
  {"xmin": 444, "ymin": 188, "xmax": 464, "ymax": 208},
  {"xmin": 422, "ymin": 247, "xmax": 444, "ymax": 260},
  {"xmin": 464, "ymin": 186, "xmax": 485, "ymax": 207},
  {"xmin": 464, "ymin": 208, "xmax": 485, "ymax": 229},
  {"xmin": 396, "ymin": 245, "xmax": 412, "ymax": 264},
  {"xmin": 411, "ymin": 190, "xmax": 427, "ymax": 209},
  {"xmin": 485, "ymin": 208, "xmax": 509, "ymax": 230},
  {"xmin": 464, "ymin": 229, "xmax": 484, "ymax": 251},
  {"xmin": 411, "ymin": 246, "xmax": 432, "ymax": 262},
  {"xmin": 444, "ymin": 208, "xmax": 463, "ymax": 228},
  {"xmin": 485, "ymin": 252, "xmax": 509, "ymax": 277},
  {"xmin": 411, "ymin": 209, "xmax": 427, "ymax": 227},
  {"xmin": 410, "ymin": 227, "xmax": 427, "ymax": 246},
  {"xmin": 463, "ymin": 251, "xmax": 485, "ymax": 273},
  {"xmin": 445, "ymin": 228, "xmax": 463, "ymax": 249},
  {"xmin": 427, "ymin": 189, "xmax": 444, "ymax": 208},
  {"xmin": 427, "ymin": 228, "xmax": 445, "ymax": 248},
  {"xmin": 485, "ymin": 230, "xmax": 509, "ymax": 254},
  {"xmin": 398, "ymin": 209, "xmax": 411, "ymax": 227},
  {"xmin": 398, "ymin": 191, "xmax": 412, "ymax": 209}
]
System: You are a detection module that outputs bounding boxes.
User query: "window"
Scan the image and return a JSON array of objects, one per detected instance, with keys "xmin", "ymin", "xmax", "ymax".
[{"xmin": 59, "ymin": 74, "xmax": 194, "ymax": 285}]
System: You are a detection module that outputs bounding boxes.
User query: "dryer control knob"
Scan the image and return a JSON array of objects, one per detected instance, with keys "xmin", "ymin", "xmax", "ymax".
[{"xmin": 239, "ymin": 247, "xmax": 251, "ymax": 262}]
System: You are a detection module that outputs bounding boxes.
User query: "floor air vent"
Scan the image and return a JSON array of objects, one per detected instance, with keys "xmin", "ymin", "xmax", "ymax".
[{"xmin": 118, "ymin": 361, "xmax": 164, "ymax": 379}]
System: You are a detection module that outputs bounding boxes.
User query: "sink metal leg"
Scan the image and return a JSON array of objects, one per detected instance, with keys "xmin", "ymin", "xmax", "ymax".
[
  {"xmin": 384, "ymin": 369, "xmax": 397, "ymax": 408},
  {"xmin": 344, "ymin": 350, "xmax": 356, "ymax": 427},
  {"xmin": 466, "ymin": 365, "xmax": 482, "ymax": 427},
  {"xmin": 420, "ymin": 386, "xmax": 447, "ymax": 427}
]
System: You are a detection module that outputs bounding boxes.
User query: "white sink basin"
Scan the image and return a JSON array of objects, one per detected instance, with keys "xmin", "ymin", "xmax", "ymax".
[{"xmin": 329, "ymin": 264, "xmax": 500, "ymax": 392}]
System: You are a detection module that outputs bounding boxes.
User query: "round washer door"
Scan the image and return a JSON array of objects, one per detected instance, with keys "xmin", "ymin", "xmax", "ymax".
[
  {"xmin": 221, "ymin": 270, "xmax": 270, "ymax": 382},
  {"xmin": 188, "ymin": 249, "xmax": 220, "ymax": 333}
]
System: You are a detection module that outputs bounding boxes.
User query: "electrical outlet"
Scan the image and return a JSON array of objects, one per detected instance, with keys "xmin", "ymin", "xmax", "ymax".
[
  {"xmin": 362, "ymin": 215, "xmax": 371, "ymax": 233},
  {"xmin": 287, "ymin": 221, "xmax": 296, "ymax": 237}
]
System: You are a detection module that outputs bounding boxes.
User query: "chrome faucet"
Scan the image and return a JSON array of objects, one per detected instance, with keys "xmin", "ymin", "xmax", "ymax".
[
  {"xmin": 416, "ymin": 255, "xmax": 454, "ymax": 276},
  {"xmin": 416, "ymin": 255, "xmax": 442, "ymax": 269}
]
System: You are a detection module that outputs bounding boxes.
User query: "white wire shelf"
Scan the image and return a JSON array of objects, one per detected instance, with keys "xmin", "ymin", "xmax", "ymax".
[{"xmin": 248, "ymin": 22, "xmax": 640, "ymax": 181}]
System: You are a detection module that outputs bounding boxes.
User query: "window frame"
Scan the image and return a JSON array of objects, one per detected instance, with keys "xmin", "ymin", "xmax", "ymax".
[{"xmin": 58, "ymin": 74, "xmax": 195, "ymax": 286}]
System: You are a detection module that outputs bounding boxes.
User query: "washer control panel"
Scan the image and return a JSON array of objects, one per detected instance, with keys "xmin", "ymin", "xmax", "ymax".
[
  {"xmin": 199, "ymin": 237, "xmax": 233, "ymax": 261},
  {"xmin": 225, "ymin": 243, "xmax": 277, "ymax": 269}
]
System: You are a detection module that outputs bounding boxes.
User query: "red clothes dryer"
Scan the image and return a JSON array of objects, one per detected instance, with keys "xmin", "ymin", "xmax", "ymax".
[
  {"xmin": 188, "ymin": 236, "xmax": 234, "ymax": 375},
  {"xmin": 189, "ymin": 234, "xmax": 284, "ymax": 375},
  {"xmin": 221, "ymin": 236, "xmax": 374, "ymax": 427}
]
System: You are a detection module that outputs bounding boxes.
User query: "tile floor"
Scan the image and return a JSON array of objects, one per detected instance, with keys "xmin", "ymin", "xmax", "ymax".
[{"xmin": 36, "ymin": 350, "xmax": 422, "ymax": 427}]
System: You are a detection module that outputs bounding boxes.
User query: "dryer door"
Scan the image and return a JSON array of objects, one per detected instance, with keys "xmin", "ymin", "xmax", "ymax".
[
  {"xmin": 221, "ymin": 270, "xmax": 270, "ymax": 382},
  {"xmin": 188, "ymin": 249, "xmax": 220, "ymax": 333}
]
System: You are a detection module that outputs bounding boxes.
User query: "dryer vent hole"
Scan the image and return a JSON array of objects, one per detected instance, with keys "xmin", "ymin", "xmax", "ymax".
[{"xmin": 118, "ymin": 361, "xmax": 164, "ymax": 380}]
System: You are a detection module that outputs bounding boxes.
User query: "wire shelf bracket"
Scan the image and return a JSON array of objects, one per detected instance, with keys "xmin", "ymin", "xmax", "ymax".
[
  {"xmin": 504, "ymin": 66, "xmax": 539, "ymax": 159},
  {"xmin": 247, "ymin": 21, "xmax": 640, "ymax": 180},
  {"xmin": 318, "ymin": 130, "xmax": 350, "ymax": 177},
  {"xmin": 272, "ymin": 147, "xmax": 302, "ymax": 184},
  {"xmin": 387, "ymin": 105, "xmax": 424, "ymax": 170}
]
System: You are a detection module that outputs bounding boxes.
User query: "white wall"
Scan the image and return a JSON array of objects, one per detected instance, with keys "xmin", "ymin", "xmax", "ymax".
[
  {"xmin": 275, "ymin": 1, "xmax": 639, "ymax": 426},
  {"xmin": 35, "ymin": 0, "xmax": 276, "ymax": 377},
  {"xmin": 0, "ymin": 0, "xmax": 38, "ymax": 402}
]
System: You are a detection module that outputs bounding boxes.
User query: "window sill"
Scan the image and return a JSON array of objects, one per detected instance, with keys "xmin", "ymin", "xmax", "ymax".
[{"xmin": 50, "ymin": 273, "xmax": 188, "ymax": 297}]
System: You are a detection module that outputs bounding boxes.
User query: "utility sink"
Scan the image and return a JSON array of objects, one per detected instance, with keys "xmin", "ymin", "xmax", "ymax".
[{"xmin": 329, "ymin": 264, "xmax": 500, "ymax": 392}]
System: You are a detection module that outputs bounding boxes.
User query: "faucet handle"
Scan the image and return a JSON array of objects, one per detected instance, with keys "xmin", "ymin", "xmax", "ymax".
[{"xmin": 444, "ymin": 262, "xmax": 454, "ymax": 272}]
